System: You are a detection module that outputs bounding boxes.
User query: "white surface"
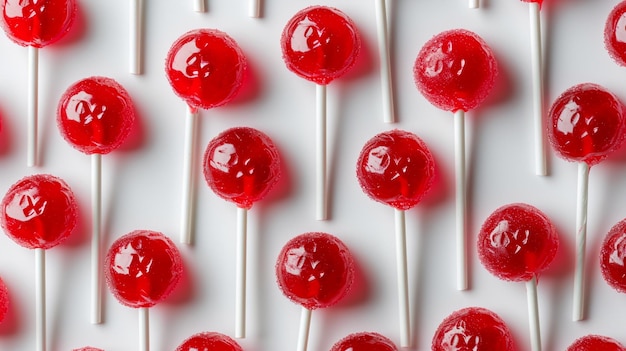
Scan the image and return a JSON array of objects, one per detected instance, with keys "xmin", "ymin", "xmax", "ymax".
[{"xmin": 1, "ymin": 1, "xmax": 626, "ymax": 351}]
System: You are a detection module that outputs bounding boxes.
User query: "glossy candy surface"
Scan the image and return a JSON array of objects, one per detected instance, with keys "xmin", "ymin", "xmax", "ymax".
[
  {"xmin": 330, "ymin": 332, "xmax": 397, "ymax": 351},
  {"xmin": 281, "ymin": 6, "xmax": 360, "ymax": 85},
  {"xmin": 600, "ymin": 218, "xmax": 626, "ymax": 293},
  {"xmin": 203, "ymin": 127, "xmax": 281, "ymax": 209},
  {"xmin": 432, "ymin": 307, "xmax": 515, "ymax": 351},
  {"xmin": 414, "ymin": 29, "xmax": 497, "ymax": 112},
  {"xmin": 548, "ymin": 83, "xmax": 626, "ymax": 166},
  {"xmin": 356, "ymin": 129, "xmax": 435, "ymax": 211},
  {"xmin": 0, "ymin": 0, "xmax": 76, "ymax": 47},
  {"xmin": 175, "ymin": 332, "xmax": 242, "ymax": 351},
  {"xmin": 275, "ymin": 232, "xmax": 354, "ymax": 310},
  {"xmin": 105, "ymin": 230, "xmax": 183, "ymax": 308},
  {"xmin": 567, "ymin": 335, "xmax": 626, "ymax": 351},
  {"xmin": 57, "ymin": 76, "xmax": 135, "ymax": 155},
  {"xmin": 605, "ymin": 1, "xmax": 626, "ymax": 67},
  {"xmin": 0, "ymin": 174, "xmax": 77, "ymax": 250},
  {"xmin": 477, "ymin": 203, "xmax": 558, "ymax": 282},
  {"xmin": 165, "ymin": 29, "xmax": 246, "ymax": 110},
  {"xmin": 0, "ymin": 277, "xmax": 8, "ymax": 323}
]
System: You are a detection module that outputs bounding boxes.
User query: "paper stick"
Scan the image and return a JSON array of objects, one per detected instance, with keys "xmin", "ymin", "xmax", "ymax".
[
  {"xmin": 315, "ymin": 84, "xmax": 328, "ymax": 221},
  {"xmin": 194, "ymin": 0, "xmax": 206, "ymax": 12},
  {"xmin": 395, "ymin": 208, "xmax": 410, "ymax": 347},
  {"xmin": 454, "ymin": 110, "xmax": 468, "ymax": 291},
  {"xmin": 249, "ymin": 0, "xmax": 260, "ymax": 17},
  {"xmin": 35, "ymin": 248, "xmax": 46, "ymax": 351},
  {"xmin": 139, "ymin": 307, "xmax": 149, "ymax": 351},
  {"xmin": 180, "ymin": 106, "xmax": 199, "ymax": 244},
  {"xmin": 130, "ymin": 0, "xmax": 144, "ymax": 74},
  {"xmin": 235, "ymin": 207, "xmax": 248, "ymax": 338},
  {"xmin": 469, "ymin": 0, "xmax": 479, "ymax": 8},
  {"xmin": 529, "ymin": 2, "xmax": 546, "ymax": 176},
  {"xmin": 572, "ymin": 162, "xmax": 589, "ymax": 321},
  {"xmin": 296, "ymin": 307, "xmax": 312, "ymax": 351},
  {"xmin": 91, "ymin": 154, "xmax": 103, "ymax": 324},
  {"xmin": 374, "ymin": 0, "xmax": 394, "ymax": 123},
  {"xmin": 27, "ymin": 46, "xmax": 39, "ymax": 167},
  {"xmin": 526, "ymin": 276, "xmax": 542, "ymax": 351}
]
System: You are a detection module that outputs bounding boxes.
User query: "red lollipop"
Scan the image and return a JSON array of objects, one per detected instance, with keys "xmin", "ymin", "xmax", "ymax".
[
  {"xmin": 0, "ymin": 174, "xmax": 78, "ymax": 351},
  {"xmin": 477, "ymin": 203, "xmax": 558, "ymax": 351},
  {"xmin": 0, "ymin": 277, "xmax": 8, "ymax": 323},
  {"xmin": 175, "ymin": 332, "xmax": 243, "ymax": 351},
  {"xmin": 356, "ymin": 129, "xmax": 434, "ymax": 347},
  {"xmin": 281, "ymin": 5, "xmax": 360, "ymax": 220},
  {"xmin": 414, "ymin": 28, "xmax": 497, "ymax": 290},
  {"xmin": 203, "ymin": 126, "xmax": 281, "ymax": 337},
  {"xmin": 165, "ymin": 28, "xmax": 246, "ymax": 245},
  {"xmin": 567, "ymin": 335, "xmax": 626, "ymax": 351},
  {"xmin": 57, "ymin": 76, "xmax": 136, "ymax": 324},
  {"xmin": 547, "ymin": 83, "xmax": 626, "ymax": 321},
  {"xmin": 605, "ymin": 1, "xmax": 626, "ymax": 67},
  {"xmin": 105, "ymin": 230, "xmax": 183, "ymax": 351},
  {"xmin": 0, "ymin": 0, "xmax": 76, "ymax": 167},
  {"xmin": 276, "ymin": 232, "xmax": 354, "ymax": 351},
  {"xmin": 330, "ymin": 332, "xmax": 397, "ymax": 351},
  {"xmin": 432, "ymin": 307, "xmax": 515, "ymax": 351}
]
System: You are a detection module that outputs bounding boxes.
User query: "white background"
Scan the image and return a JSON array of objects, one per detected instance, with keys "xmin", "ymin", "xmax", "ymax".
[{"xmin": 1, "ymin": 0, "xmax": 626, "ymax": 350}]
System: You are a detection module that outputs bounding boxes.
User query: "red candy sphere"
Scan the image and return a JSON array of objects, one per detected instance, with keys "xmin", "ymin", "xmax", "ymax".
[
  {"xmin": 330, "ymin": 332, "xmax": 397, "ymax": 351},
  {"xmin": 175, "ymin": 332, "xmax": 242, "ymax": 351},
  {"xmin": 414, "ymin": 29, "xmax": 497, "ymax": 112},
  {"xmin": 57, "ymin": 76, "xmax": 135, "ymax": 155},
  {"xmin": 276, "ymin": 232, "xmax": 354, "ymax": 310},
  {"xmin": 105, "ymin": 230, "xmax": 183, "ymax": 308},
  {"xmin": 0, "ymin": 174, "xmax": 78, "ymax": 250},
  {"xmin": 567, "ymin": 335, "xmax": 626, "ymax": 351},
  {"xmin": 0, "ymin": 0, "xmax": 75, "ymax": 47},
  {"xmin": 477, "ymin": 203, "xmax": 558, "ymax": 282},
  {"xmin": 432, "ymin": 307, "xmax": 515, "ymax": 351},
  {"xmin": 600, "ymin": 218, "xmax": 626, "ymax": 293},
  {"xmin": 203, "ymin": 127, "xmax": 281, "ymax": 209},
  {"xmin": 547, "ymin": 83, "xmax": 626, "ymax": 166},
  {"xmin": 356, "ymin": 129, "xmax": 435, "ymax": 211},
  {"xmin": 605, "ymin": 1, "xmax": 626, "ymax": 67},
  {"xmin": 165, "ymin": 29, "xmax": 246, "ymax": 110},
  {"xmin": 281, "ymin": 6, "xmax": 360, "ymax": 85}
]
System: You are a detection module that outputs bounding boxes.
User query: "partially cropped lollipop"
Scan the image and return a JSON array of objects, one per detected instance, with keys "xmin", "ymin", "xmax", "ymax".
[
  {"xmin": 432, "ymin": 307, "xmax": 515, "ymax": 351},
  {"xmin": 276, "ymin": 232, "xmax": 354, "ymax": 351},
  {"xmin": 330, "ymin": 332, "xmax": 397, "ymax": 351},
  {"xmin": 73, "ymin": 347, "xmax": 104, "ymax": 351},
  {"xmin": 605, "ymin": 1, "xmax": 626, "ymax": 68},
  {"xmin": 203, "ymin": 126, "xmax": 281, "ymax": 338},
  {"xmin": 105, "ymin": 230, "xmax": 183, "ymax": 351},
  {"xmin": 356, "ymin": 129, "xmax": 434, "ymax": 347},
  {"xmin": 281, "ymin": 6, "xmax": 360, "ymax": 220},
  {"xmin": 165, "ymin": 28, "xmax": 246, "ymax": 245},
  {"xmin": 547, "ymin": 83, "xmax": 626, "ymax": 321},
  {"xmin": 175, "ymin": 332, "xmax": 243, "ymax": 351},
  {"xmin": 567, "ymin": 335, "xmax": 626, "ymax": 351},
  {"xmin": 0, "ymin": 174, "xmax": 78, "ymax": 351},
  {"xmin": 0, "ymin": 277, "xmax": 8, "ymax": 323},
  {"xmin": 57, "ymin": 76, "xmax": 136, "ymax": 324},
  {"xmin": 477, "ymin": 203, "xmax": 558, "ymax": 351},
  {"xmin": 0, "ymin": 0, "xmax": 76, "ymax": 166},
  {"xmin": 414, "ymin": 29, "xmax": 497, "ymax": 290}
]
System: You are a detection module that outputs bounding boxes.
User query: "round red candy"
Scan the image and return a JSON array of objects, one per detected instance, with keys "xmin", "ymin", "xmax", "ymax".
[
  {"xmin": 330, "ymin": 332, "xmax": 397, "ymax": 351},
  {"xmin": 0, "ymin": 277, "xmax": 8, "ymax": 323},
  {"xmin": 548, "ymin": 83, "xmax": 626, "ymax": 166},
  {"xmin": 57, "ymin": 76, "xmax": 135, "ymax": 155},
  {"xmin": 105, "ymin": 230, "xmax": 183, "ymax": 308},
  {"xmin": 432, "ymin": 307, "xmax": 515, "ymax": 351},
  {"xmin": 567, "ymin": 335, "xmax": 626, "ymax": 351},
  {"xmin": 414, "ymin": 29, "xmax": 497, "ymax": 112},
  {"xmin": 605, "ymin": 1, "xmax": 626, "ymax": 67},
  {"xmin": 477, "ymin": 203, "xmax": 558, "ymax": 282},
  {"xmin": 520, "ymin": 0, "xmax": 542, "ymax": 5},
  {"xmin": 0, "ymin": 0, "xmax": 75, "ymax": 48},
  {"xmin": 165, "ymin": 29, "xmax": 246, "ymax": 110},
  {"xmin": 175, "ymin": 332, "xmax": 242, "ymax": 351},
  {"xmin": 600, "ymin": 218, "xmax": 626, "ymax": 293},
  {"xmin": 281, "ymin": 6, "xmax": 360, "ymax": 85},
  {"xmin": 0, "ymin": 174, "xmax": 78, "ymax": 250},
  {"xmin": 275, "ymin": 232, "xmax": 354, "ymax": 310},
  {"xmin": 203, "ymin": 127, "xmax": 281, "ymax": 209},
  {"xmin": 356, "ymin": 129, "xmax": 435, "ymax": 211}
]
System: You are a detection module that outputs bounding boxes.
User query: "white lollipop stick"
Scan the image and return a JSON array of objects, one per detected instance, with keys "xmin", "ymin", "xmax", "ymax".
[
  {"xmin": 529, "ymin": 2, "xmax": 546, "ymax": 176},
  {"xmin": 27, "ymin": 46, "xmax": 39, "ymax": 167},
  {"xmin": 374, "ymin": 0, "xmax": 395, "ymax": 123},
  {"xmin": 526, "ymin": 276, "xmax": 542, "ymax": 351},
  {"xmin": 35, "ymin": 248, "xmax": 46, "ymax": 351},
  {"xmin": 296, "ymin": 307, "xmax": 312, "ymax": 351},
  {"xmin": 573, "ymin": 162, "xmax": 589, "ymax": 321},
  {"xmin": 139, "ymin": 307, "xmax": 149, "ymax": 351},
  {"xmin": 249, "ymin": 0, "xmax": 260, "ymax": 17},
  {"xmin": 469, "ymin": 0, "xmax": 479, "ymax": 8},
  {"xmin": 130, "ymin": 0, "xmax": 144, "ymax": 74},
  {"xmin": 180, "ymin": 106, "xmax": 199, "ymax": 244},
  {"xmin": 454, "ymin": 110, "xmax": 468, "ymax": 291},
  {"xmin": 193, "ymin": 0, "xmax": 206, "ymax": 12},
  {"xmin": 394, "ymin": 208, "xmax": 410, "ymax": 347},
  {"xmin": 235, "ymin": 206, "xmax": 248, "ymax": 338},
  {"xmin": 315, "ymin": 84, "xmax": 328, "ymax": 221},
  {"xmin": 91, "ymin": 154, "xmax": 103, "ymax": 324}
]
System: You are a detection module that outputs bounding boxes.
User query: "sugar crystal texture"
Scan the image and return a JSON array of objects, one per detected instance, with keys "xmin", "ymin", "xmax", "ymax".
[
  {"xmin": 432, "ymin": 307, "xmax": 515, "ymax": 351},
  {"xmin": 281, "ymin": 6, "xmax": 360, "ymax": 85},
  {"xmin": 567, "ymin": 335, "xmax": 626, "ymax": 351},
  {"xmin": 165, "ymin": 29, "xmax": 246, "ymax": 110},
  {"xmin": 477, "ymin": 203, "xmax": 558, "ymax": 282},
  {"xmin": 330, "ymin": 332, "xmax": 397, "ymax": 351},
  {"xmin": 203, "ymin": 127, "xmax": 281, "ymax": 209},
  {"xmin": 57, "ymin": 76, "xmax": 136, "ymax": 155},
  {"xmin": 0, "ymin": 277, "xmax": 8, "ymax": 323},
  {"xmin": 548, "ymin": 83, "xmax": 626, "ymax": 166},
  {"xmin": 414, "ymin": 29, "xmax": 498, "ymax": 112},
  {"xmin": 105, "ymin": 230, "xmax": 183, "ymax": 308},
  {"xmin": 0, "ymin": 174, "xmax": 78, "ymax": 250},
  {"xmin": 356, "ymin": 129, "xmax": 435, "ymax": 211},
  {"xmin": 0, "ymin": 0, "xmax": 75, "ymax": 47},
  {"xmin": 605, "ymin": 1, "xmax": 626, "ymax": 67},
  {"xmin": 275, "ymin": 232, "xmax": 354, "ymax": 310},
  {"xmin": 175, "ymin": 332, "xmax": 243, "ymax": 351},
  {"xmin": 600, "ymin": 218, "xmax": 626, "ymax": 293}
]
